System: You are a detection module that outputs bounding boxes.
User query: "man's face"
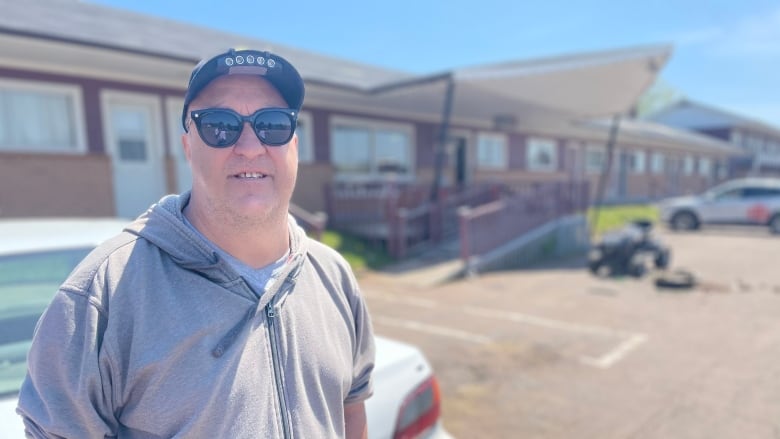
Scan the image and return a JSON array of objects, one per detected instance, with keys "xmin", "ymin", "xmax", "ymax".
[{"xmin": 182, "ymin": 75, "xmax": 298, "ymax": 227}]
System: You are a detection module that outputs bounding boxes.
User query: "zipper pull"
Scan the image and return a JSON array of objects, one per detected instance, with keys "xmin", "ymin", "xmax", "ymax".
[{"xmin": 266, "ymin": 302, "xmax": 276, "ymax": 319}]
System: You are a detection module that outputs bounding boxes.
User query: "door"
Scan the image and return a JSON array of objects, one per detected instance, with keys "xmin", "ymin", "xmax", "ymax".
[
  {"xmin": 448, "ymin": 131, "xmax": 470, "ymax": 188},
  {"xmin": 699, "ymin": 187, "xmax": 750, "ymax": 223},
  {"xmin": 103, "ymin": 92, "xmax": 166, "ymax": 219},
  {"xmin": 454, "ymin": 138, "xmax": 467, "ymax": 187}
]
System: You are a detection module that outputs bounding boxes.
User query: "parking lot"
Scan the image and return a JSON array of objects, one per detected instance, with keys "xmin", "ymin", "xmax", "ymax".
[{"xmin": 359, "ymin": 227, "xmax": 780, "ymax": 438}]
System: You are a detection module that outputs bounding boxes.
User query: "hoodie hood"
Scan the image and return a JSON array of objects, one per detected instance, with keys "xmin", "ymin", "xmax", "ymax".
[
  {"xmin": 124, "ymin": 192, "xmax": 307, "ymax": 282},
  {"xmin": 123, "ymin": 192, "xmax": 309, "ymax": 357}
]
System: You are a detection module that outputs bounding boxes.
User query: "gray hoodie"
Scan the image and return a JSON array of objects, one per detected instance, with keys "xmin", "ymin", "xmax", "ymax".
[{"xmin": 16, "ymin": 193, "xmax": 375, "ymax": 438}]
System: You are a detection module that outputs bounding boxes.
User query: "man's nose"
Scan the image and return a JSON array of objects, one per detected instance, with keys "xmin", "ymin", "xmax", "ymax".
[{"xmin": 232, "ymin": 122, "xmax": 268, "ymax": 157}]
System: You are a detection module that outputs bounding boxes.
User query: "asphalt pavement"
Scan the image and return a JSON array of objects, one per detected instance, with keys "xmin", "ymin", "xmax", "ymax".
[{"xmin": 358, "ymin": 226, "xmax": 780, "ymax": 439}]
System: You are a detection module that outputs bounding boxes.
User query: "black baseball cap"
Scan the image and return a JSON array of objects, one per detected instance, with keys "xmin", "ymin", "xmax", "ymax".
[{"xmin": 181, "ymin": 48, "xmax": 305, "ymax": 130}]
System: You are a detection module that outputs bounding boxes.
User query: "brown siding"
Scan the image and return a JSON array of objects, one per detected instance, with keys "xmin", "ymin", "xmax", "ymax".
[
  {"xmin": 82, "ymin": 83, "xmax": 105, "ymax": 153},
  {"xmin": 311, "ymin": 108, "xmax": 331, "ymax": 163},
  {"xmin": 0, "ymin": 153, "xmax": 114, "ymax": 217},
  {"xmin": 416, "ymin": 122, "xmax": 437, "ymax": 169},
  {"xmin": 508, "ymin": 133, "xmax": 525, "ymax": 170},
  {"xmin": 292, "ymin": 163, "xmax": 334, "ymax": 213}
]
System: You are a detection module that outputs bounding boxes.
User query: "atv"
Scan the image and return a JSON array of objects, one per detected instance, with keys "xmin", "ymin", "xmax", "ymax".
[{"xmin": 588, "ymin": 219, "xmax": 670, "ymax": 277}]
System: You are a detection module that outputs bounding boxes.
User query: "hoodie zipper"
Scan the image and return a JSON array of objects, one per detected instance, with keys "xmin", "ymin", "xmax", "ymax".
[{"xmin": 267, "ymin": 300, "xmax": 292, "ymax": 439}]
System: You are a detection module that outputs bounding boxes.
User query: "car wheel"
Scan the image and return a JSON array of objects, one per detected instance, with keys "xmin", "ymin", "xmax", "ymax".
[
  {"xmin": 769, "ymin": 214, "xmax": 780, "ymax": 235},
  {"xmin": 670, "ymin": 211, "xmax": 699, "ymax": 231}
]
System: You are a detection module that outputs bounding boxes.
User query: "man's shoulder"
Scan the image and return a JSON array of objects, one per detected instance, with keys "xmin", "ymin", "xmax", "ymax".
[
  {"xmin": 60, "ymin": 230, "xmax": 143, "ymax": 294},
  {"xmin": 304, "ymin": 238, "xmax": 351, "ymax": 269}
]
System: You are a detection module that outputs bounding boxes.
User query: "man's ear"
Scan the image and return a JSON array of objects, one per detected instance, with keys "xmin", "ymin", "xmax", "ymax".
[
  {"xmin": 182, "ymin": 132, "xmax": 192, "ymax": 163},
  {"xmin": 291, "ymin": 132, "xmax": 299, "ymax": 152}
]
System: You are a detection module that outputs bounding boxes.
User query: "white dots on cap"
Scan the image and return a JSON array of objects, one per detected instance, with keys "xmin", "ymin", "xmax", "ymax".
[{"xmin": 223, "ymin": 54, "xmax": 278, "ymax": 69}]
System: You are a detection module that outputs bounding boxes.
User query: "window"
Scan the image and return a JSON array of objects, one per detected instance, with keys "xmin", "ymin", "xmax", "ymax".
[
  {"xmin": 651, "ymin": 152, "xmax": 664, "ymax": 174},
  {"xmin": 743, "ymin": 187, "xmax": 780, "ymax": 197},
  {"xmin": 0, "ymin": 80, "xmax": 85, "ymax": 153},
  {"xmin": 525, "ymin": 137, "xmax": 557, "ymax": 172},
  {"xmin": 112, "ymin": 108, "xmax": 148, "ymax": 161},
  {"xmin": 476, "ymin": 133, "xmax": 507, "ymax": 170},
  {"xmin": 717, "ymin": 161, "xmax": 728, "ymax": 179},
  {"xmin": 714, "ymin": 188, "xmax": 743, "ymax": 201},
  {"xmin": 585, "ymin": 145, "xmax": 605, "ymax": 174},
  {"xmin": 330, "ymin": 117, "xmax": 413, "ymax": 178},
  {"xmin": 630, "ymin": 150, "xmax": 645, "ymax": 174},
  {"xmin": 296, "ymin": 111, "xmax": 313, "ymax": 164},
  {"xmin": 730, "ymin": 130, "xmax": 742, "ymax": 145},
  {"xmin": 683, "ymin": 155, "xmax": 694, "ymax": 175},
  {"xmin": 746, "ymin": 136, "xmax": 763, "ymax": 152},
  {"xmin": 699, "ymin": 157, "xmax": 711, "ymax": 176}
]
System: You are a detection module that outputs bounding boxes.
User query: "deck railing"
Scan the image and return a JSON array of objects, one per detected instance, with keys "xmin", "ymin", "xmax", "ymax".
[
  {"xmin": 324, "ymin": 180, "xmax": 588, "ymax": 260},
  {"xmin": 324, "ymin": 182, "xmax": 502, "ymax": 258},
  {"xmin": 457, "ymin": 181, "xmax": 590, "ymax": 262}
]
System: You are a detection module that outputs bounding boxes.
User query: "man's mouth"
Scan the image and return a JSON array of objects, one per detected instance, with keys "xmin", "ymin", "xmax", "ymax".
[{"xmin": 234, "ymin": 172, "xmax": 268, "ymax": 179}]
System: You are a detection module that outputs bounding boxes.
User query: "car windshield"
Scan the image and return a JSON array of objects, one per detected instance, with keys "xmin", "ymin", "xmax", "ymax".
[{"xmin": 0, "ymin": 247, "xmax": 92, "ymax": 396}]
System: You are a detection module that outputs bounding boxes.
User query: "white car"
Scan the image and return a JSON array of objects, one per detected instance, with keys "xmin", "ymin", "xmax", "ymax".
[
  {"xmin": 659, "ymin": 177, "xmax": 780, "ymax": 233},
  {"xmin": 0, "ymin": 219, "xmax": 452, "ymax": 439}
]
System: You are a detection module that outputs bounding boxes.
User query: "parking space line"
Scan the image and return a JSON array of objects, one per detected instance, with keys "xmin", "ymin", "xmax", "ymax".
[
  {"xmin": 373, "ymin": 316, "xmax": 492, "ymax": 344},
  {"xmin": 463, "ymin": 306, "xmax": 648, "ymax": 369},
  {"xmin": 368, "ymin": 293, "xmax": 648, "ymax": 368},
  {"xmin": 464, "ymin": 307, "xmax": 628, "ymax": 337},
  {"xmin": 579, "ymin": 333, "xmax": 648, "ymax": 369}
]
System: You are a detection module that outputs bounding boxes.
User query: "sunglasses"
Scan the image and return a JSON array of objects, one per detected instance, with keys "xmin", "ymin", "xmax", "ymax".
[{"xmin": 189, "ymin": 107, "xmax": 298, "ymax": 148}]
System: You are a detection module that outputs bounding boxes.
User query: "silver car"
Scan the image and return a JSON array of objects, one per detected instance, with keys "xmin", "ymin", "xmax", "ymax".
[
  {"xmin": 0, "ymin": 218, "xmax": 452, "ymax": 439},
  {"xmin": 659, "ymin": 177, "xmax": 780, "ymax": 233}
]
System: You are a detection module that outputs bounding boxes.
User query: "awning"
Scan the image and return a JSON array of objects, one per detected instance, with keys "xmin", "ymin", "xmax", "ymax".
[
  {"xmin": 313, "ymin": 44, "xmax": 673, "ymax": 126},
  {"xmin": 452, "ymin": 44, "xmax": 672, "ymax": 118}
]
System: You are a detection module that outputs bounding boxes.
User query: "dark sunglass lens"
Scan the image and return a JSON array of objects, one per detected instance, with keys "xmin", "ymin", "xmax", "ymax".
[
  {"xmin": 254, "ymin": 111, "xmax": 293, "ymax": 145},
  {"xmin": 198, "ymin": 111, "xmax": 241, "ymax": 147}
]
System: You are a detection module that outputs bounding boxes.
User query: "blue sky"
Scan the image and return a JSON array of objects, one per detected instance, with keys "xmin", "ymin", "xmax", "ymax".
[{"xmin": 89, "ymin": 0, "xmax": 780, "ymax": 127}]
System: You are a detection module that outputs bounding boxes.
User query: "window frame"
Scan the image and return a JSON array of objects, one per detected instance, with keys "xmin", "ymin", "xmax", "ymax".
[
  {"xmin": 630, "ymin": 150, "xmax": 646, "ymax": 174},
  {"xmin": 296, "ymin": 111, "xmax": 314, "ymax": 164},
  {"xmin": 651, "ymin": 152, "xmax": 665, "ymax": 174},
  {"xmin": 0, "ymin": 78, "xmax": 87, "ymax": 154},
  {"xmin": 525, "ymin": 136, "xmax": 557, "ymax": 172},
  {"xmin": 476, "ymin": 132, "xmax": 508, "ymax": 171},
  {"xmin": 585, "ymin": 144, "xmax": 606, "ymax": 175},
  {"xmin": 698, "ymin": 157, "xmax": 712, "ymax": 176},
  {"xmin": 329, "ymin": 115, "xmax": 415, "ymax": 181},
  {"xmin": 683, "ymin": 155, "xmax": 694, "ymax": 175}
]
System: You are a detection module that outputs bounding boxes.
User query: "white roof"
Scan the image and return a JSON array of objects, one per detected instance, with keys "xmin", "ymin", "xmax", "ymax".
[{"xmin": 649, "ymin": 99, "xmax": 780, "ymax": 136}]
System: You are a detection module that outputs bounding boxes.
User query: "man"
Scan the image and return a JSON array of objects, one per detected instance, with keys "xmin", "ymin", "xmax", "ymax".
[{"xmin": 17, "ymin": 49, "xmax": 375, "ymax": 438}]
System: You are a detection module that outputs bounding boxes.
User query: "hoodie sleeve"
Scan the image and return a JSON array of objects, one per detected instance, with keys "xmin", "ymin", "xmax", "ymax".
[
  {"xmin": 343, "ymin": 272, "xmax": 376, "ymax": 405},
  {"xmin": 16, "ymin": 288, "xmax": 118, "ymax": 439}
]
